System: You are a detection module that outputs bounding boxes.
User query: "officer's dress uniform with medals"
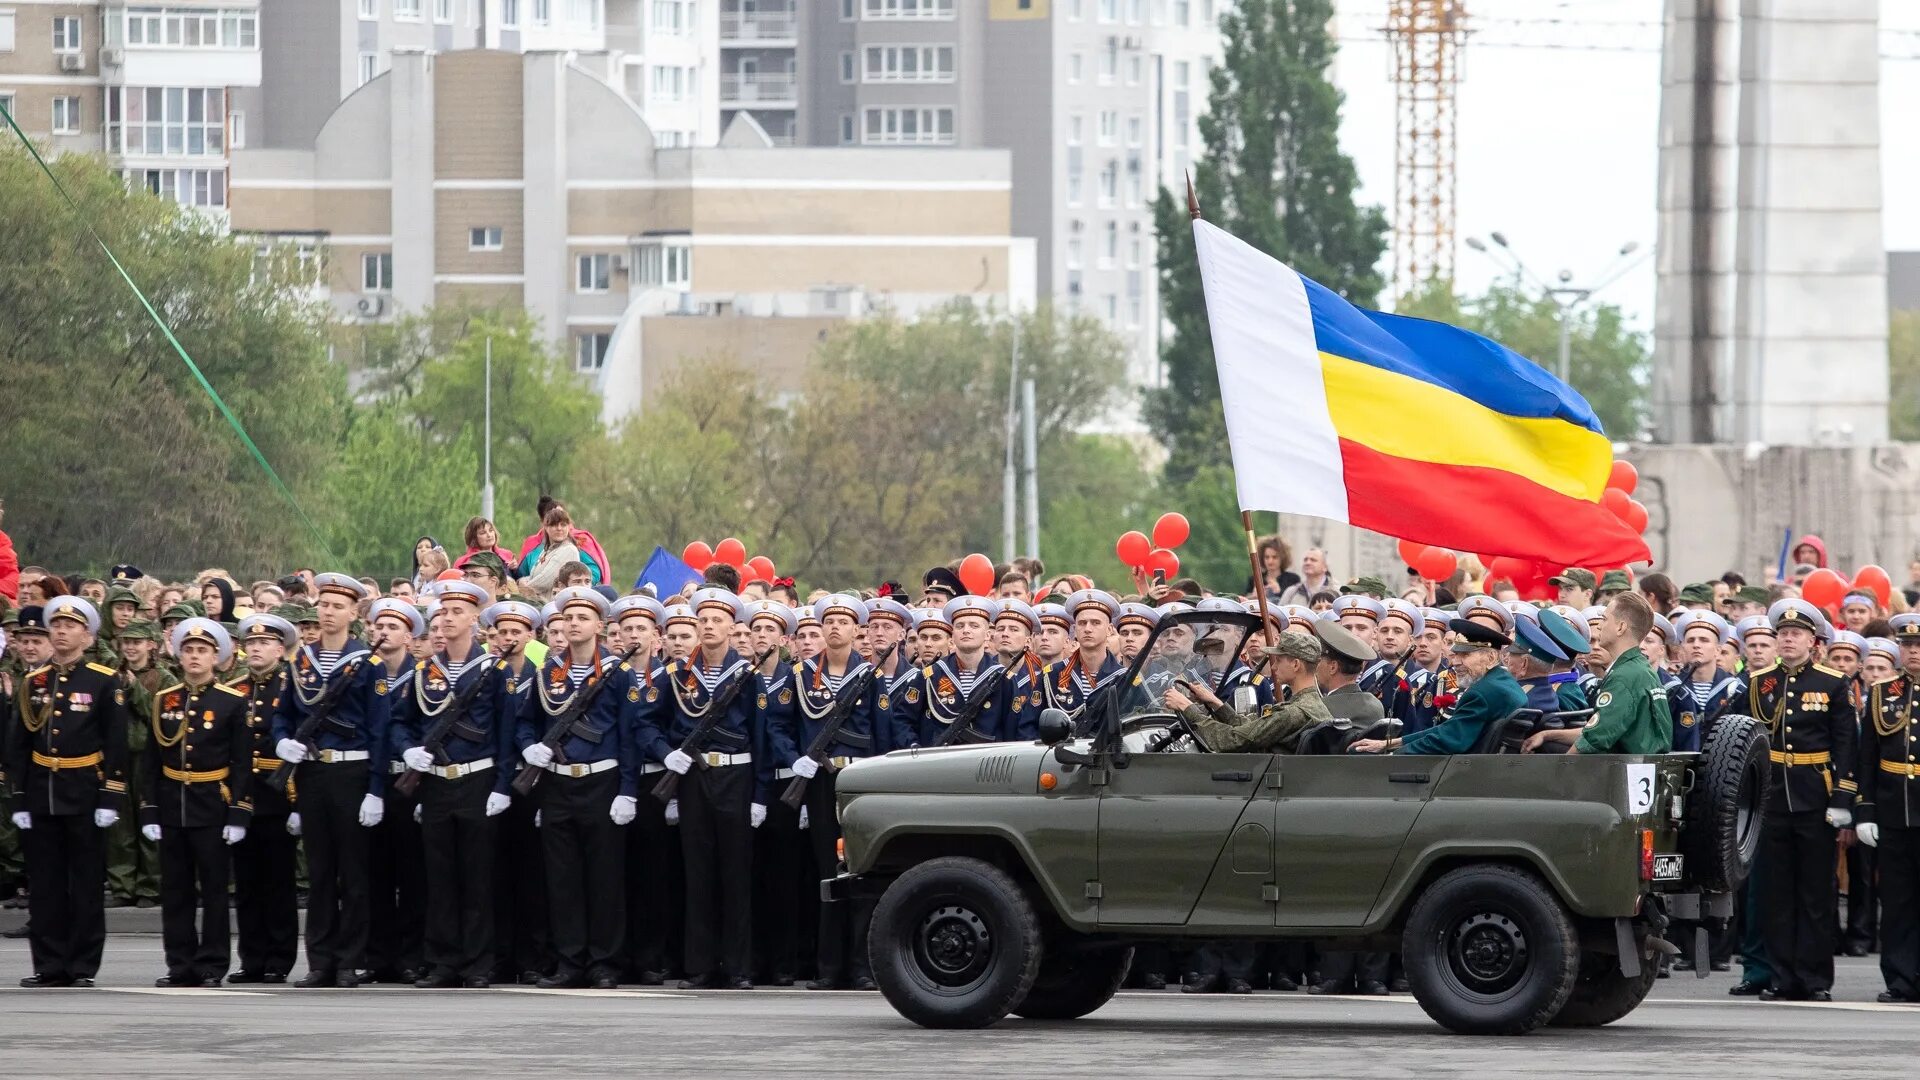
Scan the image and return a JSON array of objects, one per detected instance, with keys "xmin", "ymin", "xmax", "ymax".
[
  {"xmin": 5, "ymin": 598, "xmax": 130, "ymax": 987},
  {"xmin": 1398, "ymin": 610, "xmax": 1458, "ymax": 737},
  {"xmin": 365, "ymin": 600, "xmax": 425, "ymax": 985},
  {"xmin": 141, "ymin": 619, "xmax": 253, "ymax": 987},
  {"xmin": 1855, "ymin": 615, "xmax": 1920, "ymax": 1003},
  {"xmin": 228, "ymin": 614, "xmax": 301, "ymax": 983},
  {"xmin": 1745, "ymin": 599, "xmax": 1857, "ymax": 1001},
  {"xmin": 911, "ymin": 597, "xmax": 1014, "ymax": 748},
  {"xmin": 393, "ymin": 582, "xmax": 516, "ymax": 988},
  {"xmin": 513, "ymin": 588, "xmax": 643, "ymax": 989},
  {"xmin": 746, "ymin": 600, "xmax": 805, "ymax": 986},
  {"xmin": 484, "ymin": 600, "xmax": 553, "ymax": 986},
  {"xmin": 1043, "ymin": 590, "xmax": 1128, "ymax": 737},
  {"xmin": 270, "ymin": 573, "xmax": 394, "ymax": 988}
]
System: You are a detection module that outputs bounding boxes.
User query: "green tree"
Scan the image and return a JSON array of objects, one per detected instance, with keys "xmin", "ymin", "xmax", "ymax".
[
  {"xmin": 1891, "ymin": 311, "xmax": 1920, "ymax": 441},
  {"xmin": 318, "ymin": 404, "xmax": 480, "ymax": 577},
  {"xmin": 1395, "ymin": 278, "xmax": 1652, "ymax": 439},
  {"xmin": 0, "ymin": 144, "xmax": 342, "ymax": 576},
  {"xmin": 1146, "ymin": 0, "xmax": 1389, "ymax": 484}
]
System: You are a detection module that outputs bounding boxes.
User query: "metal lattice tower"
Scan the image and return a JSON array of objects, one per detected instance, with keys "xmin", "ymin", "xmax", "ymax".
[{"xmin": 1388, "ymin": 0, "xmax": 1468, "ymax": 300}]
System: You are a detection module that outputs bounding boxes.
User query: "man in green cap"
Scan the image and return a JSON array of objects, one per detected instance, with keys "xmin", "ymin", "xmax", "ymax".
[
  {"xmin": 1340, "ymin": 576, "xmax": 1389, "ymax": 600},
  {"xmin": 1523, "ymin": 592, "xmax": 1673, "ymax": 755},
  {"xmin": 1597, "ymin": 569, "xmax": 1633, "ymax": 600},
  {"xmin": 1551, "ymin": 568, "xmax": 1597, "ymax": 609},
  {"xmin": 460, "ymin": 551, "xmax": 513, "ymax": 601},
  {"xmin": 1725, "ymin": 585, "xmax": 1770, "ymax": 622},
  {"xmin": 106, "ymin": 619, "xmax": 175, "ymax": 907},
  {"xmin": 1164, "ymin": 630, "xmax": 1332, "ymax": 753},
  {"xmin": 273, "ymin": 603, "xmax": 321, "ymax": 648},
  {"xmin": 103, "ymin": 585, "xmax": 141, "ymax": 643},
  {"xmin": 1678, "ymin": 582, "xmax": 1716, "ymax": 610}
]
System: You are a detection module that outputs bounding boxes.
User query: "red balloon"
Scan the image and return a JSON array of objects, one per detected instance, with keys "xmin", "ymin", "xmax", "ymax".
[
  {"xmin": 1801, "ymin": 568, "xmax": 1848, "ymax": 612},
  {"xmin": 681, "ymin": 541, "xmax": 714, "ymax": 571},
  {"xmin": 1145, "ymin": 548, "xmax": 1180, "ymax": 579},
  {"xmin": 1115, "ymin": 530, "xmax": 1152, "ymax": 568},
  {"xmin": 958, "ymin": 553, "xmax": 996, "ymax": 597},
  {"xmin": 746, "ymin": 556, "xmax": 775, "ymax": 583},
  {"xmin": 1415, "ymin": 546, "xmax": 1459, "ymax": 582},
  {"xmin": 1608, "ymin": 460, "xmax": 1639, "ymax": 495},
  {"xmin": 1524, "ymin": 580, "xmax": 1558, "ymax": 603},
  {"xmin": 1486, "ymin": 556, "xmax": 1531, "ymax": 588},
  {"xmin": 1622, "ymin": 499, "xmax": 1649, "ymax": 534},
  {"xmin": 1600, "ymin": 487, "xmax": 1632, "ymax": 519},
  {"xmin": 1396, "ymin": 539, "xmax": 1426, "ymax": 567},
  {"xmin": 1151, "ymin": 512, "xmax": 1191, "ymax": 550},
  {"xmin": 1853, "ymin": 565, "xmax": 1893, "ymax": 609},
  {"xmin": 714, "ymin": 537, "xmax": 747, "ymax": 568}
]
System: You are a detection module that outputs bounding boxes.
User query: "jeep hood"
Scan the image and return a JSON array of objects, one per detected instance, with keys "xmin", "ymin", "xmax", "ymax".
[{"xmin": 835, "ymin": 743, "xmax": 1052, "ymax": 796}]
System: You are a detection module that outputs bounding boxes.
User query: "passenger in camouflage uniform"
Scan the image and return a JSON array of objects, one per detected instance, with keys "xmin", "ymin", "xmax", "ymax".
[{"xmin": 106, "ymin": 620, "xmax": 174, "ymax": 907}]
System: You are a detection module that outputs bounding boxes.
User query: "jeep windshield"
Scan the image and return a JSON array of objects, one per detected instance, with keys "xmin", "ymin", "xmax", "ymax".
[{"xmin": 1112, "ymin": 610, "xmax": 1262, "ymax": 741}]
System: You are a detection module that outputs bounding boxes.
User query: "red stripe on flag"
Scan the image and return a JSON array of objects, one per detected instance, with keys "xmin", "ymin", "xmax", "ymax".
[{"xmin": 1337, "ymin": 438, "xmax": 1652, "ymax": 566}]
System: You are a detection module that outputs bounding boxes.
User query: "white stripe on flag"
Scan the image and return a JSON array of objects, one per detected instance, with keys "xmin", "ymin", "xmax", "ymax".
[{"xmin": 1191, "ymin": 220, "xmax": 1350, "ymax": 522}]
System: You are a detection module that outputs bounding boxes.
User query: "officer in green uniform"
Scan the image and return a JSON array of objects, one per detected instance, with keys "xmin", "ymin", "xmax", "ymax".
[
  {"xmin": 1524, "ymin": 594, "xmax": 1674, "ymax": 755},
  {"xmin": 1352, "ymin": 619, "xmax": 1526, "ymax": 756},
  {"xmin": 1164, "ymin": 631, "xmax": 1331, "ymax": 753},
  {"xmin": 106, "ymin": 620, "xmax": 174, "ymax": 907}
]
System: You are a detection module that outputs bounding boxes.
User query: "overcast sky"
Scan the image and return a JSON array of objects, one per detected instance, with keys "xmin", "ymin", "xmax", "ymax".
[{"xmin": 1324, "ymin": 0, "xmax": 1920, "ymax": 326}]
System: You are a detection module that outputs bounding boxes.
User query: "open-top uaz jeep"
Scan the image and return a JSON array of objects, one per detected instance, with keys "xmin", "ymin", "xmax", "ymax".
[{"xmin": 823, "ymin": 609, "xmax": 1767, "ymax": 1035}]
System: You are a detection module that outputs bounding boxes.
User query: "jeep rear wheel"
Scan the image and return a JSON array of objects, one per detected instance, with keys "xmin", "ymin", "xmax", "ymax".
[
  {"xmin": 1550, "ymin": 950, "xmax": 1658, "ymax": 1028},
  {"xmin": 1013, "ymin": 942, "xmax": 1132, "ymax": 1020},
  {"xmin": 1403, "ymin": 864, "xmax": 1580, "ymax": 1036},
  {"xmin": 1682, "ymin": 714, "xmax": 1768, "ymax": 892},
  {"xmin": 869, "ymin": 856, "xmax": 1042, "ymax": 1029}
]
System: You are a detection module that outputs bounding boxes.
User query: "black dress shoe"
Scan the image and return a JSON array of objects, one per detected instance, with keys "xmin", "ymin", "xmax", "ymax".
[
  {"xmin": 69, "ymin": 977, "xmax": 95, "ymax": 988},
  {"xmin": 1727, "ymin": 980, "xmax": 1767, "ymax": 996},
  {"xmin": 1671, "ymin": 958, "xmax": 1694, "ymax": 972},
  {"xmin": 156, "ymin": 974, "xmax": 197, "ymax": 988},
  {"xmin": 680, "ymin": 972, "xmax": 724, "ymax": 990},
  {"xmin": 335, "ymin": 972, "xmax": 361, "ymax": 989},
  {"xmin": 294, "ymin": 971, "xmax": 337, "ymax": 989},
  {"xmin": 262, "ymin": 972, "xmax": 288, "ymax": 984},
  {"xmin": 228, "ymin": 970, "xmax": 266, "ymax": 985},
  {"xmin": 727, "ymin": 976, "xmax": 755, "ymax": 990},
  {"xmin": 849, "ymin": 976, "xmax": 876, "ymax": 992},
  {"xmin": 1307, "ymin": 980, "xmax": 1346, "ymax": 995},
  {"xmin": 805, "ymin": 977, "xmax": 846, "ymax": 991},
  {"xmin": 106, "ymin": 896, "xmax": 135, "ymax": 909},
  {"xmin": 1710, "ymin": 960, "xmax": 1731, "ymax": 972},
  {"xmin": 1271, "ymin": 976, "xmax": 1299, "ymax": 992},
  {"xmin": 1181, "ymin": 972, "xmax": 1219, "ymax": 994},
  {"xmin": 1656, "ymin": 967, "xmax": 1671, "ymax": 979},
  {"xmin": 1225, "ymin": 978, "xmax": 1253, "ymax": 995},
  {"xmin": 463, "ymin": 977, "xmax": 491, "ymax": 989},
  {"xmin": 1387, "ymin": 977, "xmax": 1409, "ymax": 993},
  {"xmin": 1359, "ymin": 981, "xmax": 1390, "ymax": 996},
  {"xmin": 20, "ymin": 974, "xmax": 69, "ymax": 988},
  {"xmin": 1878, "ymin": 991, "xmax": 1912, "ymax": 1003},
  {"xmin": 763, "ymin": 972, "xmax": 792, "ymax": 987},
  {"xmin": 136, "ymin": 898, "xmax": 157, "ymax": 909},
  {"xmin": 415, "ymin": 972, "xmax": 462, "ymax": 989},
  {"xmin": 537, "ymin": 973, "xmax": 588, "ymax": 989},
  {"xmin": 519, "ymin": 970, "xmax": 546, "ymax": 986},
  {"xmin": 1846, "ymin": 944, "xmax": 1870, "ymax": 958},
  {"xmin": 1140, "ymin": 972, "xmax": 1167, "ymax": 990},
  {"xmin": 2, "ymin": 924, "xmax": 32, "ymax": 939},
  {"xmin": 1807, "ymin": 990, "xmax": 1832, "ymax": 1002},
  {"xmin": 590, "ymin": 971, "xmax": 621, "ymax": 990},
  {"xmin": 1758, "ymin": 988, "xmax": 1798, "ymax": 1001}
]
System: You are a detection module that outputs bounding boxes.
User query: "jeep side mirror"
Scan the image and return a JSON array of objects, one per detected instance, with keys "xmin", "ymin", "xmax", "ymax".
[{"xmin": 1037, "ymin": 708, "xmax": 1072, "ymax": 745}]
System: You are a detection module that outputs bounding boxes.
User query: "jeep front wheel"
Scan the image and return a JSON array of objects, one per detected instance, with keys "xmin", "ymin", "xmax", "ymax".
[
  {"xmin": 869, "ymin": 856, "xmax": 1043, "ymax": 1029},
  {"xmin": 1403, "ymin": 864, "xmax": 1580, "ymax": 1036}
]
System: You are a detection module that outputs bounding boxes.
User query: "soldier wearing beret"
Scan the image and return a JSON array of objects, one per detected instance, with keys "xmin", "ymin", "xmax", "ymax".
[
  {"xmin": 1855, "ymin": 614, "xmax": 1920, "ymax": 1002},
  {"xmin": 1744, "ymin": 598, "xmax": 1857, "ymax": 1002},
  {"xmin": 107, "ymin": 618, "xmax": 173, "ymax": 909},
  {"xmin": 6, "ymin": 597, "xmax": 131, "ymax": 987}
]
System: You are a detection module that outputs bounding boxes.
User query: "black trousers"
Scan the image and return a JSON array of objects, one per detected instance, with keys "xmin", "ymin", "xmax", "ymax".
[
  {"xmin": 25, "ymin": 812, "xmax": 107, "ymax": 981},
  {"xmin": 421, "ymin": 770, "xmax": 497, "ymax": 980},
  {"xmin": 159, "ymin": 823, "xmax": 231, "ymax": 980},
  {"xmin": 367, "ymin": 782, "xmax": 425, "ymax": 978},
  {"xmin": 1194, "ymin": 941, "xmax": 1255, "ymax": 981},
  {"xmin": 1318, "ymin": 950, "xmax": 1390, "ymax": 989},
  {"xmin": 296, "ymin": 760, "xmax": 371, "ymax": 976},
  {"xmin": 233, "ymin": 812, "xmax": 299, "ymax": 976},
  {"xmin": 1761, "ymin": 809, "xmax": 1837, "ymax": 995},
  {"xmin": 756, "ymin": 794, "xmax": 804, "ymax": 981},
  {"xmin": 680, "ymin": 762, "xmax": 754, "ymax": 980},
  {"xmin": 492, "ymin": 787, "xmax": 548, "ymax": 979},
  {"xmin": 806, "ymin": 771, "xmax": 871, "ymax": 982},
  {"xmin": 625, "ymin": 771, "xmax": 682, "ymax": 979},
  {"xmin": 1843, "ymin": 842, "xmax": 1877, "ymax": 951},
  {"xmin": 1880, "ymin": 825, "xmax": 1920, "ymax": 998},
  {"xmin": 539, "ymin": 768, "xmax": 624, "ymax": 978}
]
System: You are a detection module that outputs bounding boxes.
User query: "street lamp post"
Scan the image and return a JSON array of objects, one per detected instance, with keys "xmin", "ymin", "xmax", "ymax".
[{"xmin": 1463, "ymin": 235, "xmax": 1644, "ymax": 384}]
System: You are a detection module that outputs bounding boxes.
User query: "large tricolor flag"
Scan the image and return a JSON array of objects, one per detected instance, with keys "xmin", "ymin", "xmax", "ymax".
[{"xmin": 1193, "ymin": 219, "xmax": 1651, "ymax": 567}]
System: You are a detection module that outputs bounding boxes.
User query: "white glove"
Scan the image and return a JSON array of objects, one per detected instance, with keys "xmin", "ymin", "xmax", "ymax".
[
  {"xmin": 799, "ymin": 806, "xmax": 810, "ymax": 831},
  {"xmin": 276, "ymin": 738, "xmax": 308, "ymax": 764},
  {"xmin": 403, "ymin": 746, "xmax": 435, "ymax": 772},
  {"xmin": 1857, "ymin": 822, "xmax": 1880, "ymax": 848},
  {"xmin": 286, "ymin": 813, "xmax": 302, "ymax": 836},
  {"xmin": 358, "ymin": 794, "xmax": 384, "ymax": 827},
  {"xmin": 222, "ymin": 825, "xmax": 246, "ymax": 845},
  {"xmin": 750, "ymin": 803, "xmax": 767, "ymax": 828},
  {"xmin": 95, "ymin": 808, "xmax": 119, "ymax": 829},
  {"xmin": 413, "ymin": 803, "xmax": 423, "ymax": 823},
  {"xmin": 487, "ymin": 792, "xmax": 511, "ymax": 817},
  {"xmin": 521, "ymin": 743, "xmax": 554, "ymax": 769},
  {"xmin": 1827, "ymin": 808, "xmax": 1853, "ymax": 829},
  {"xmin": 610, "ymin": 795, "xmax": 637, "ymax": 825},
  {"xmin": 11, "ymin": 811, "xmax": 30, "ymax": 830},
  {"xmin": 792, "ymin": 756, "xmax": 820, "ymax": 779},
  {"xmin": 664, "ymin": 749, "xmax": 693, "ymax": 775},
  {"xmin": 533, "ymin": 810, "xmax": 542, "ymax": 828},
  {"xmin": 142, "ymin": 823, "xmax": 162, "ymax": 843},
  {"xmin": 664, "ymin": 799, "xmax": 679, "ymax": 826}
]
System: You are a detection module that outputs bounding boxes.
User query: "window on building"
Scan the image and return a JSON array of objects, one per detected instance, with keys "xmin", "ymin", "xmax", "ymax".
[
  {"xmin": 861, "ymin": 106, "xmax": 954, "ymax": 145},
  {"xmin": 1105, "ymin": 294, "xmax": 1118, "ymax": 323},
  {"xmin": 0, "ymin": 94, "xmax": 12, "ymax": 120},
  {"xmin": 121, "ymin": 8, "xmax": 258, "ymax": 48},
  {"xmin": 1068, "ymin": 113, "xmax": 1082, "ymax": 145},
  {"xmin": 863, "ymin": 0, "xmax": 954, "ymax": 18},
  {"xmin": 435, "ymin": 0, "xmax": 454, "ymax": 23},
  {"xmin": 1067, "ymin": 270, "xmax": 1082, "ymax": 311},
  {"xmin": 126, "ymin": 166, "xmax": 227, "ymax": 208},
  {"xmin": 1174, "ymin": 91, "xmax": 1189, "ymax": 148},
  {"xmin": 1099, "ymin": 39, "xmax": 1116, "ymax": 83},
  {"xmin": 568, "ymin": 0, "xmax": 600, "ymax": 30},
  {"xmin": 654, "ymin": 0, "xmax": 694, "ymax": 33},
  {"xmin": 1099, "ymin": 0, "xmax": 1118, "ymax": 22},
  {"xmin": 533, "ymin": 0, "xmax": 551, "ymax": 25},
  {"xmin": 53, "ymin": 16, "xmax": 82, "ymax": 52},
  {"xmin": 105, "ymin": 87, "xmax": 226, "ymax": 156},
  {"xmin": 1126, "ymin": 115, "xmax": 1142, "ymax": 147},
  {"xmin": 1099, "ymin": 159, "xmax": 1117, "ymax": 207},
  {"xmin": 0, "ymin": 13, "xmax": 15, "ymax": 53},
  {"xmin": 1129, "ymin": 295, "xmax": 1142, "ymax": 328},
  {"xmin": 51, "ymin": 96, "xmax": 81, "ymax": 134},
  {"xmin": 1102, "ymin": 220, "xmax": 1118, "ymax": 267},
  {"xmin": 230, "ymin": 109, "xmax": 246, "ymax": 148},
  {"xmin": 1068, "ymin": 53, "xmax": 1081, "ymax": 83},
  {"xmin": 1097, "ymin": 109, "xmax": 1116, "ymax": 145},
  {"xmin": 502, "ymin": 0, "xmax": 520, "ymax": 26},
  {"xmin": 575, "ymin": 333, "xmax": 610, "ymax": 372},
  {"xmin": 395, "ymin": 0, "xmax": 422, "ymax": 19},
  {"xmin": 1126, "ymin": 150, "xmax": 1143, "ymax": 205},
  {"xmin": 577, "ymin": 253, "xmax": 611, "ymax": 293},
  {"xmin": 841, "ymin": 0, "xmax": 857, "ymax": 20},
  {"xmin": 652, "ymin": 65, "xmax": 688, "ymax": 101},
  {"xmin": 1174, "ymin": 0, "xmax": 1188, "ymax": 25},
  {"xmin": 1130, "ymin": 0, "xmax": 1145, "ymax": 23},
  {"xmin": 360, "ymin": 0, "xmax": 380, "ymax": 18},
  {"xmin": 1128, "ymin": 56, "xmax": 1142, "ymax": 86},
  {"xmin": 1067, "ymin": 147, "xmax": 1083, "ymax": 205},
  {"xmin": 636, "ymin": 239, "xmax": 691, "ymax": 288},
  {"xmin": 839, "ymin": 51, "xmax": 854, "ymax": 82},
  {"xmin": 1067, "ymin": 222, "xmax": 1083, "ymax": 269},
  {"xmin": 469, "ymin": 226, "xmax": 503, "ymax": 252},
  {"xmin": 862, "ymin": 45, "xmax": 954, "ymax": 83},
  {"xmin": 839, "ymin": 113, "xmax": 855, "ymax": 145},
  {"xmin": 362, "ymin": 252, "xmax": 393, "ymax": 291}
]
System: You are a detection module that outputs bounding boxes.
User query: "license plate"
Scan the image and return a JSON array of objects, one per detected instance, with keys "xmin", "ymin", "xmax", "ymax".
[{"xmin": 1652, "ymin": 854, "xmax": 1684, "ymax": 881}]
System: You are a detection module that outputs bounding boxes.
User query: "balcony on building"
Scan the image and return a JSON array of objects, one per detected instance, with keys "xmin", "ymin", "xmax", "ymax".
[
  {"xmin": 719, "ymin": 5, "xmax": 797, "ymax": 47},
  {"xmin": 718, "ymin": 70, "xmax": 797, "ymax": 107},
  {"xmin": 101, "ymin": 3, "xmax": 263, "ymax": 88}
]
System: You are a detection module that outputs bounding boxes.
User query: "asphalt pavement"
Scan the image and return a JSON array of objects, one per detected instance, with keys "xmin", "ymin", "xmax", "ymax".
[{"xmin": 3, "ymin": 938, "xmax": 1917, "ymax": 1078}]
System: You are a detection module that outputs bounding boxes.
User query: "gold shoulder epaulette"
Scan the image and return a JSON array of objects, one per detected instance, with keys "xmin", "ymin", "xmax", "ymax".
[
  {"xmin": 1748, "ymin": 662, "xmax": 1780, "ymax": 677},
  {"xmin": 1814, "ymin": 663, "xmax": 1845, "ymax": 678},
  {"xmin": 214, "ymin": 683, "xmax": 246, "ymax": 697},
  {"xmin": 26, "ymin": 663, "xmax": 52, "ymax": 679},
  {"xmin": 158, "ymin": 683, "xmax": 184, "ymax": 697},
  {"xmin": 87, "ymin": 662, "xmax": 118, "ymax": 676}
]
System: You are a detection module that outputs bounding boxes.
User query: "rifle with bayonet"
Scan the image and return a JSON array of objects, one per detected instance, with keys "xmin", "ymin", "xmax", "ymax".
[
  {"xmin": 265, "ymin": 632, "xmax": 386, "ymax": 795},
  {"xmin": 779, "ymin": 641, "xmax": 900, "ymax": 810},
  {"xmin": 650, "ymin": 647, "xmax": 774, "ymax": 804},
  {"xmin": 393, "ymin": 654, "xmax": 510, "ymax": 798},
  {"xmin": 510, "ymin": 643, "xmax": 644, "ymax": 797}
]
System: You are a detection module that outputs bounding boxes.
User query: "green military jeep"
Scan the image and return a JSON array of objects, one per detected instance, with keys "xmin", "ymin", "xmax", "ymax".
[{"xmin": 824, "ymin": 609, "xmax": 1766, "ymax": 1035}]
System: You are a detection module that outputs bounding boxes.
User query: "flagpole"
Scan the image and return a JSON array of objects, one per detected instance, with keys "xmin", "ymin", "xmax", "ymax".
[{"xmin": 1189, "ymin": 172, "xmax": 1277, "ymax": 648}]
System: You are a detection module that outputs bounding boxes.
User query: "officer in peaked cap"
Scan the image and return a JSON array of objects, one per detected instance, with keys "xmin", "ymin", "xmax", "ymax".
[
  {"xmin": 1354, "ymin": 619, "xmax": 1524, "ymax": 760},
  {"xmin": 1511, "ymin": 616, "xmax": 1571, "ymax": 714},
  {"xmin": 903, "ymin": 594, "xmax": 1011, "ymax": 748},
  {"xmin": 1537, "ymin": 607, "xmax": 1592, "ymax": 712},
  {"xmin": 1032, "ymin": 601, "xmax": 1072, "ymax": 666},
  {"xmin": 612, "ymin": 594, "xmax": 669, "ymax": 658},
  {"xmin": 110, "ymin": 564, "xmax": 145, "ymax": 583},
  {"xmin": 921, "ymin": 567, "xmax": 966, "ymax": 607},
  {"xmin": 1313, "ymin": 621, "xmax": 1383, "ymax": 726},
  {"xmin": 1457, "ymin": 595, "xmax": 1515, "ymax": 635},
  {"xmin": 1113, "ymin": 602, "xmax": 1159, "ymax": 666},
  {"xmin": 479, "ymin": 598, "xmax": 552, "ymax": 987},
  {"xmin": 1045, "ymin": 590, "xmax": 1125, "ymax": 734}
]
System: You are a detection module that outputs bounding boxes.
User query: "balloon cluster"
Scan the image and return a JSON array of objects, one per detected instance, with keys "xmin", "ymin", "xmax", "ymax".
[
  {"xmin": 1115, "ymin": 513, "xmax": 1190, "ymax": 580},
  {"xmin": 1395, "ymin": 539, "xmax": 1461, "ymax": 584},
  {"xmin": 681, "ymin": 539, "xmax": 778, "ymax": 585},
  {"xmin": 1600, "ymin": 460, "xmax": 1650, "ymax": 535},
  {"xmin": 1801, "ymin": 564, "xmax": 1892, "ymax": 614}
]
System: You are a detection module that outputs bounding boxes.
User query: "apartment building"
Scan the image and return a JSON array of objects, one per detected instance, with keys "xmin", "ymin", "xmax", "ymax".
[
  {"xmin": 716, "ymin": 0, "xmax": 797, "ymax": 145},
  {"xmin": 227, "ymin": 48, "xmax": 1033, "ymax": 418},
  {"xmin": 0, "ymin": 1, "xmax": 261, "ymax": 211}
]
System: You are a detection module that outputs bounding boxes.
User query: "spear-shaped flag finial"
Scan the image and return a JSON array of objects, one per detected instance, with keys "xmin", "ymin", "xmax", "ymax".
[{"xmin": 1185, "ymin": 170, "xmax": 1201, "ymax": 221}]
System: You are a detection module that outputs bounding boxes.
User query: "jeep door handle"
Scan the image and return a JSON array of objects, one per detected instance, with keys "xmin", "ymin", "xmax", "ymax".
[
  {"xmin": 1210, "ymin": 770, "xmax": 1254, "ymax": 782},
  {"xmin": 1387, "ymin": 772, "xmax": 1431, "ymax": 784}
]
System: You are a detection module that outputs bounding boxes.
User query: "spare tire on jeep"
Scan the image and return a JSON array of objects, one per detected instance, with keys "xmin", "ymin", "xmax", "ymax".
[{"xmin": 1681, "ymin": 714, "xmax": 1768, "ymax": 892}]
